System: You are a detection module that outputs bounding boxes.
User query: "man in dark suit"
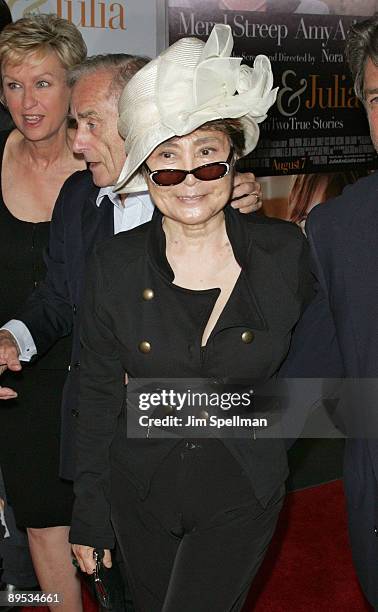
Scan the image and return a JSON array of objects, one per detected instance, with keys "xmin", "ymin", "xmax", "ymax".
[
  {"xmin": 281, "ymin": 15, "xmax": 378, "ymax": 609},
  {"xmin": 0, "ymin": 53, "xmax": 261, "ymax": 478}
]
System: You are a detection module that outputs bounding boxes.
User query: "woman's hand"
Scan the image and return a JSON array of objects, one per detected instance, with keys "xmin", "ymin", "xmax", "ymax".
[
  {"xmin": 231, "ymin": 171, "xmax": 262, "ymax": 214},
  {"xmin": 72, "ymin": 544, "xmax": 112, "ymax": 574}
]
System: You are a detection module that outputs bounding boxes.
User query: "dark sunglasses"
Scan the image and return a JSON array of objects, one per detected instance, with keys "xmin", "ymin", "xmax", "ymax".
[{"xmin": 144, "ymin": 149, "xmax": 234, "ymax": 187}]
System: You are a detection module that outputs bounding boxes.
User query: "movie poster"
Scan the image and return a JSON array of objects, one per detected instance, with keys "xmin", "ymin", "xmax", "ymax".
[
  {"xmin": 168, "ymin": 0, "xmax": 377, "ymax": 221},
  {"xmin": 7, "ymin": 0, "xmax": 162, "ymax": 56}
]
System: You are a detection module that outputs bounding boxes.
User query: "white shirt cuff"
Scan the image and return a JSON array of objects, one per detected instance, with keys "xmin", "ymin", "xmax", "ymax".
[{"xmin": 1, "ymin": 320, "xmax": 37, "ymax": 362}]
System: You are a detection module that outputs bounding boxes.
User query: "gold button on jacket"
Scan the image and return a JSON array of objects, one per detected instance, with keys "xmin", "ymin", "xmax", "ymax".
[
  {"xmin": 142, "ymin": 288, "xmax": 154, "ymax": 301},
  {"xmin": 139, "ymin": 341, "xmax": 151, "ymax": 354},
  {"xmin": 241, "ymin": 330, "xmax": 254, "ymax": 344}
]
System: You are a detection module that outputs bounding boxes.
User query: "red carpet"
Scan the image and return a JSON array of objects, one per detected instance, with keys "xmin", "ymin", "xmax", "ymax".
[
  {"xmin": 22, "ymin": 481, "xmax": 372, "ymax": 612},
  {"xmin": 245, "ymin": 480, "xmax": 372, "ymax": 611}
]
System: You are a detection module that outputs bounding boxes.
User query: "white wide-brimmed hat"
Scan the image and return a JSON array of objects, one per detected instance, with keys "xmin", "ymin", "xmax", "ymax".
[{"xmin": 115, "ymin": 24, "xmax": 277, "ymax": 193}]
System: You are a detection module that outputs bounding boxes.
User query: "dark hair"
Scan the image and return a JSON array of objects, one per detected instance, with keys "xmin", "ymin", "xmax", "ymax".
[
  {"xmin": 198, "ymin": 118, "xmax": 245, "ymax": 158},
  {"xmin": 345, "ymin": 15, "xmax": 378, "ymax": 101},
  {"xmin": 288, "ymin": 170, "xmax": 369, "ymax": 224},
  {"xmin": 0, "ymin": 0, "xmax": 11, "ymax": 32}
]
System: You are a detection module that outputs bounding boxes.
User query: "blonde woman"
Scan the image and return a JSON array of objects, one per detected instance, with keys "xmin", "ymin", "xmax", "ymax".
[{"xmin": 0, "ymin": 15, "xmax": 86, "ymax": 611}]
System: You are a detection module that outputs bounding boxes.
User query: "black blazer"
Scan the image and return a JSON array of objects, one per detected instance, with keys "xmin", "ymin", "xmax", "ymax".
[
  {"xmin": 17, "ymin": 170, "xmax": 114, "ymax": 479},
  {"xmin": 281, "ymin": 172, "xmax": 378, "ymax": 605},
  {"xmin": 282, "ymin": 172, "xmax": 378, "ymax": 465},
  {"xmin": 70, "ymin": 206, "xmax": 314, "ymax": 549}
]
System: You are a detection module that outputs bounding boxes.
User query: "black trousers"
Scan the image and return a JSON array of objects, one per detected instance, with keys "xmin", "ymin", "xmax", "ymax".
[{"xmin": 110, "ymin": 440, "xmax": 284, "ymax": 612}]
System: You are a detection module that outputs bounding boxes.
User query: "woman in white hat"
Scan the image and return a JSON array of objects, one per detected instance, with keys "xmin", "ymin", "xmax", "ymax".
[{"xmin": 71, "ymin": 25, "xmax": 314, "ymax": 611}]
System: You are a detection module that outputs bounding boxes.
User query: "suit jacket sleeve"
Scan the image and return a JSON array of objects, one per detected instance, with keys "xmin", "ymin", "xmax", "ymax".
[
  {"xmin": 16, "ymin": 179, "xmax": 74, "ymax": 356},
  {"xmin": 281, "ymin": 216, "xmax": 344, "ymax": 378},
  {"xmin": 70, "ymin": 246, "xmax": 124, "ymax": 549},
  {"xmin": 278, "ymin": 216, "xmax": 345, "ymax": 443}
]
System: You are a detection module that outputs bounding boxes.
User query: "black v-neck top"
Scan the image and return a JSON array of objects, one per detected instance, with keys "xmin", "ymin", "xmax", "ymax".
[{"xmin": 0, "ymin": 130, "xmax": 71, "ymax": 369}]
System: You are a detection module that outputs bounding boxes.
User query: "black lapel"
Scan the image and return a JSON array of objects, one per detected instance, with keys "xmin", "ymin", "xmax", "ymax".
[
  {"xmin": 341, "ymin": 196, "xmax": 378, "ymax": 374},
  {"xmin": 71, "ymin": 186, "xmax": 114, "ymax": 305},
  {"xmin": 81, "ymin": 192, "xmax": 115, "ymax": 261}
]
